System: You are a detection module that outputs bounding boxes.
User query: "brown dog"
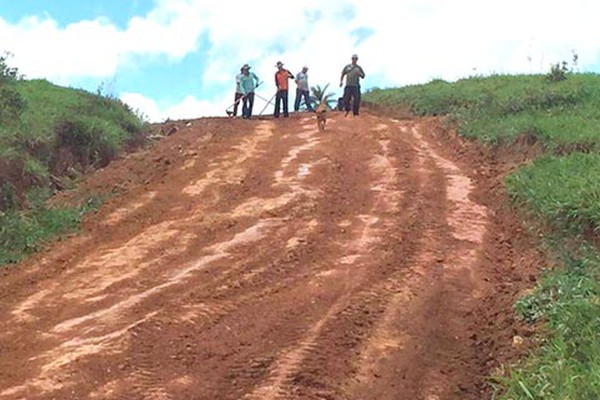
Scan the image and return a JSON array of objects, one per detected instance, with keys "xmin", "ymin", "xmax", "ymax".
[{"xmin": 315, "ymin": 102, "xmax": 327, "ymax": 131}]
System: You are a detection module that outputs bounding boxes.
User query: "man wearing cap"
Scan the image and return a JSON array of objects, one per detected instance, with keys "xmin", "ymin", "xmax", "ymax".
[
  {"xmin": 274, "ymin": 61, "xmax": 295, "ymax": 118},
  {"xmin": 294, "ymin": 66, "xmax": 313, "ymax": 112},
  {"xmin": 239, "ymin": 64, "xmax": 260, "ymax": 119},
  {"xmin": 340, "ymin": 54, "xmax": 365, "ymax": 116}
]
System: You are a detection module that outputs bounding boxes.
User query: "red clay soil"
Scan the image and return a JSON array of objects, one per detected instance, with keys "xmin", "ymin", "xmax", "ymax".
[{"xmin": 0, "ymin": 111, "xmax": 545, "ymax": 400}]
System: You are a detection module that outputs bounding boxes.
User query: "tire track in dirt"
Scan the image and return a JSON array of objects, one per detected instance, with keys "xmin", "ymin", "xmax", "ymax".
[
  {"xmin": 344, "ymin": 122, "xmax": 490, "ymax": 400},
  {"xmin": 0, "ymin": 112, "xmax": 500, "ymax": 400},
  {"xmin": 240, "ymin": 117, "xmax": 420, "ymax": 399},
  {"xmin": 342, "ymin": 122, "xmax": 445, "ymax": 399},
  {"xmin": 3, "ymin": 122, "xmax": 272, "ymax": 327},
  {"xmin": 0, "ymin": 120, "xmax": 304, "ymax": 399},
  {"xmin": 237, "ymin": 117, "xmax": 490, "ymax": 400},
  {"xmin": 242, "ymin": 213, "xmax": 383, "ymax": 400},
  {"xmin": 122, "ymin": 118, "xmax": 330, "ymax": 399},
  {"xmin": 266, "ymin": 119, "xmax": 446, "ymax": 400},
  {"xmin": 39, "ymin": 117, "xmax": 328, "ymax": 394},
  {"xmin": 124, "ymin": 118, "xmax": 338, "ymax": 399},
  {"xmin": 95, "ymin": 116, "xmax": 388, "ymax": 400}
]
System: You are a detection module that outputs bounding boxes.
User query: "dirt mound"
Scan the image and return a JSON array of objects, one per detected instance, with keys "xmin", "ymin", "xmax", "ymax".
[{"xmin": 0, "ymin": 112, "xmax": 543, "ymax": 399}]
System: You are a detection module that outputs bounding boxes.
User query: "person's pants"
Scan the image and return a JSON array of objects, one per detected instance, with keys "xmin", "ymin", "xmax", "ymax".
[
  {"xmin": 233, "ymin": 92, "xmax": 244, "ymax": 116},
  {"xmin": 294, "ymin": 89, "xmax": 313, "ymax": 112},
  {"xmin": 274, "ymin": 90, "xmax": 289, "ymax": 117},
  {"xmin": 242, "ymin": 92, "xmax": 254, "ymax": 119},
  {"xmin": 343, "ymin": 85, "xmax": 361, "ymax": 116}
]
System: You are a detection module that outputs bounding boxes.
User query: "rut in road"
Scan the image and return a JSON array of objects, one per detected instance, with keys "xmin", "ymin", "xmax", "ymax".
[{"xmin": 0, "ymin": 112, "xmax": 496, "ymax": 400}]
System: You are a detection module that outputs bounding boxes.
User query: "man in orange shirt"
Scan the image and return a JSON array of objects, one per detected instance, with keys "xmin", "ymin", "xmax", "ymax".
[{"xmin": 274, "ymin": 61, "xmax": 294, "ymax": 118}]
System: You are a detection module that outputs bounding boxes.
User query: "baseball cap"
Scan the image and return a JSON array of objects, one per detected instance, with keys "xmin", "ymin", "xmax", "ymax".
[
  {"xmin": 351, "ymin": 54, "xmax": 358, "ymax": 59},
  {"xmin": 276, "ymin": 61, "xmax": 284, "ymax": 67}
]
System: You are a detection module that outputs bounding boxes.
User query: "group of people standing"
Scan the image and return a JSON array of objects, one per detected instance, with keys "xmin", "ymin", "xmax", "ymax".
[{"xmin": 231, "ymin": 54, "xmax": 365, "ymax": 120}]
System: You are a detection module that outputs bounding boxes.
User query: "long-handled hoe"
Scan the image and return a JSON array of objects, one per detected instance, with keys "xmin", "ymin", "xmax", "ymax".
[
  {"xmin": 258, "ymin": 92, "xmax": 277, "ymax": 116},
  {"xmin": 225, "ymin": 81, "xmax": 263, "ymax": 117}
]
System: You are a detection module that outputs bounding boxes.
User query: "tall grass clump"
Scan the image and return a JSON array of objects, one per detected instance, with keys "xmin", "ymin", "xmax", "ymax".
[
  {"xmin": 0, "ymin": 189, "xmax": 102, "ymax": 265},
  {"xmin": 506, "ymin": 153, "xmax": 600, "ymax": 235},
  {"xmin": 496, "ymin": 244, "xmax": 600, "ymax": 400}
]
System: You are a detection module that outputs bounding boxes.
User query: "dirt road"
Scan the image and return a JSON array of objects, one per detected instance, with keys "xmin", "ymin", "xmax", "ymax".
[{"xmin": 0, "ymin": 111, "xmax": 542, "ymax": 399}]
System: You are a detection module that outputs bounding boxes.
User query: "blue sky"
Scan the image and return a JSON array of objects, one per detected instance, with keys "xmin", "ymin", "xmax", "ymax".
[
  {"xmin": 1, "ymin": 1, "xmax": 155, "ymax": 29},
  {"xmin": 1, "ymin": 0, "xmax": 599, "ymax": 121}
]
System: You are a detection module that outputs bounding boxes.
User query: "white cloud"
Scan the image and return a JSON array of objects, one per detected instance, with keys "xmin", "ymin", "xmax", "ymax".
[
  {"xmin": 119, "ymin": 92, "xmax": 160, "ymax": 121},
  {"xmin": 0, "ymin": 16, "xmax": 121, "ymax": 83},
  {"xmin": 121, "ymin": 91, "xmax": 234, "ymax": 122},
  {"xmin": 196, "ymin": 0, "xmax": 600, "ymax": 104},
  {"xmin": 122, "ymin": 1, "xmax": 208, "ymax": 59},
  {"xmin": 0, "ymin": 1, "xmax": 209, "ymax": 81},
  {"xmin": 346, "ymin": 0, "xmax": 600, "ymax": 83}
]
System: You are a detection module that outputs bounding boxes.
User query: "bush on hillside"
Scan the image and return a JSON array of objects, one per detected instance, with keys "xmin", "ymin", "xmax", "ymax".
[
  {"xmin": 0, "ymin": 52, "xmax": 21, "ymax": 82},
  {"xmin": 56, "ymin": 117, "xmax": 119, "ymax": 169},
  {"xmin": 546, "ymin": 61, "xmax": 570, "ymax": 82},
  {"xmin": 546, "ymin": 53, "xmax": 579, "ymax": 83},
  {"xmin": 0, "ymin": 53, "xmax": 26, "ymax": 124},
  {"xmin": 0, "ymin": 72, "xmax": 146, "ymax": 212},
  {"xmin": 0, "ymin": 182, "xmax": 19, "ymax": 211},
  {"xmin": 0, "ymin": 86, "xmax": 26, "ymax": 123}
]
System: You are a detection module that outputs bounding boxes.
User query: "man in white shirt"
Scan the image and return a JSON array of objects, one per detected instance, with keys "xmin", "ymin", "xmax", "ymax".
[
  {"xmin": 294, "ymin": 66, "xmax": 313, "ymax": 112},
  {"xmin": 232, "ymin": 66, "xmax": 244, "ymax": 117}
]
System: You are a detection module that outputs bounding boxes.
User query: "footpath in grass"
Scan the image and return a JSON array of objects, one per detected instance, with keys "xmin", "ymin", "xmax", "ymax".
[{"xmin": 364, "ymin": 70, "xmax": 600, "ymax": 399}]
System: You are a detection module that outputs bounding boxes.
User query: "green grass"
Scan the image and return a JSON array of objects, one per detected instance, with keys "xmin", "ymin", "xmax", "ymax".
[
  {"xmin": 0, "ymin": 191, "xmax": 102, "ymax": 265},
  {"xmin": 364, "ymin": 72, "xmax": 600, "ymax": 399},
  {"xmin": 364, "ymin": 73, "xmax": 600, "ymax": 149},
  {"xmin": 0, "ymin": 73, "xmax": 145, "ymax": 267},
  {"xmin": 498, "ymin": 155, "xmax": 600, "ymax": 400},
  {"xmin": 14, "ymin": 79, "xmax": 142, "ymax": 141},
  {"xmin": 1, "ymin": 79, "xmax": 145, "ymax": 189},
  {"xmin": 496, "ymin": 245, "xmax": 600, "ymax": 400},
  {"xmin": 506, "ymin": 153, "xmax": 600, "ymax": 235}
]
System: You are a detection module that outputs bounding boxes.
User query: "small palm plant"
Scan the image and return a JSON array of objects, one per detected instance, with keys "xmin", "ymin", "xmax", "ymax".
[{"xmin": 310, "ymin": 84, "xmax": 337, "ymax": 110}]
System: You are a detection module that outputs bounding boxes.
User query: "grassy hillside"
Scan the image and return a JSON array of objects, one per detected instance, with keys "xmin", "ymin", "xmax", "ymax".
[
  {"xmin": 364, "ymin": 72, "xmax": 600, "ymax": 399},
  {"xmin": 1, "ymin": 79, "xmax": 144, "ymax": 199},
  {"xmin": 366, "ymin": 73, "xmax": 600, "ymax": 149},
  {"xmin": 0, "ymin": 60, "xmax": 145, "ymax": 265}
]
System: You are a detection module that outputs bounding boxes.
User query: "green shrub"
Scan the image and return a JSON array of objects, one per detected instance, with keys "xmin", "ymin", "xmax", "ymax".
[
  {"xmin": 56, "ymin": 117, "xmax": 119, "ymax": 168},
  {"xmin": 546, "ymin": 61, "xmax": 570, "ymax": 82},
  {"xmin": 0, "ymin": 86, "xmax": 26, "ymax": 124},
  {"xmin": 0, "ymin": 182, "xmax": 18, "ymax": 210},
  {"xmin": 0, "ymin": 52, "xmax": 21, "ymax": 82},
  {"xmin": 0, "ymin": 78, "xmax": 146, "ymax": 209},
  {"xmin": 0, "ymin": 56, "xmax": 145, "ymax": 265}
]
